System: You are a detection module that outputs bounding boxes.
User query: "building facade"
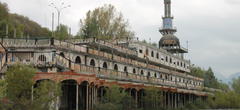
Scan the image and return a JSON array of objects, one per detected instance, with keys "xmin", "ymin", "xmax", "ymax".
[{"xmin": 0, "ymin": 0, "xmax": 208, "ymax": 110}]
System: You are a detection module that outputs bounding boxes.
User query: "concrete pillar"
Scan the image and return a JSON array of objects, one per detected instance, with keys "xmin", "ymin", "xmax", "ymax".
[
  {"xmin": 89, "ymin": 86, "xmax": 92, "ymax": 110},
  {"xmin": 95, "ymin": 86, "xmax": 98, "ymax": 104},
  {"xmin": 93, "ymin": 87, "xmax": 95, "ymax": 105},
  {"xmin": 76, "ymin": 84, "xmax": 79, "ymax": 110},
  {"xmin": 168, "ymin": 92, "xmax": 171, "ymax": 108},
  {"xmin": 174, "ymin": 93, "xmax": 178, "ymax": 108},
  {"xmin": 55, "ymin": 96, "xmax": 59, "ymax": 110},
  {"xmin": 135, "ymin": 90, "xmax": 138, "ymax": 108},
  {"xmin": 162, "ymin": 91, "xmax": 164, "ymax": 108},
  {"xmin": 177, "ymin": 93, "xmax": 180, "ymax": 108},
  {"xmin": 100, "ymin": 87, "xmax": 104, "ymax": 102},
  {"xmin": 164, "ymin": 91, "xmax": 167, "ymax": 108},
  {"xmin": 171, "ymin": 93, "xmax": 174, "ymax": 108},
  {"xmin": 184, "ymin": 94, "xmax": 186, "ymax": 105},
  {"xmin": 31, "ymin": 86, "xmax": 34, "ymax": 101},
  {"xmin": 91, "ymin": 86, "xmax": 94, "ymax": 109},
  {"xmin": 86, "ymin": 85, "xmax": 88, "ymax": 110}
]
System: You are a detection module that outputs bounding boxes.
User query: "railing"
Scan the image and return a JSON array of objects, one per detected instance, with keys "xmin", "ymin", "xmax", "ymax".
[
  {"xmin": 0, "ymin": 38, "xmax": 50, "ymax": 47},
  {"xmin": 54, "ymin": 53, "xmax": 202, "ymax": 90},
  {"xmin": 54, "ymin": 40, "xmax": 87, "ymax": 53},
  {"xmin": 67, "ymin": 38, "xmax": 137, "ymax": 56}
]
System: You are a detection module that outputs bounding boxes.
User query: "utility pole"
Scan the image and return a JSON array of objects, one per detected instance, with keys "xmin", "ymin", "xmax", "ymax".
[
  {"xmin": 49, "ymin": 2, "xmax": 71, "ymax": 32},
  {"xmin": 14, "ymin": 28, "xmax": 16, "ymax": 38},
  {"xmin": 52, "ymin": 13, "xmax": 55, "ymax": 38},
  {"xmin": 69, "ymin": 27, "xmax": 71, "ymax": 37}
]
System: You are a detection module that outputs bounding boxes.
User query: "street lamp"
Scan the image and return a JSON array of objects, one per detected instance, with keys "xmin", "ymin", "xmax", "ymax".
[{"xmin": 49, "ymin": 2, "xmax": 71, "ymax": 32}]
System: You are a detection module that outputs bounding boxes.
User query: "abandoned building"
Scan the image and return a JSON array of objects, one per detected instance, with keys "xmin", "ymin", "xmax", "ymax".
[{"xmin": 0, "ymin": 0, "xmax": 209, "ymax": 110}]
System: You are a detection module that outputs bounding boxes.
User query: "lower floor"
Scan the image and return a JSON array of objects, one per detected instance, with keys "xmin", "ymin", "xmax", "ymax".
[{"xmin": 34, "ymin": 72, "xmax": 207, "ymax": 110}]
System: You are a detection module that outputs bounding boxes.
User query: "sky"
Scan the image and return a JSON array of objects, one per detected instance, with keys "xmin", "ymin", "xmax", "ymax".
[{"xmin": 1, "ymin": 0, "xmax": 240, "ymax": 78}]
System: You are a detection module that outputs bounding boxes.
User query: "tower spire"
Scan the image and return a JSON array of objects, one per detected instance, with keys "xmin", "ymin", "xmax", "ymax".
[
  {"xmin": 159, "ymin": 0, "xmax": 176, "ymax": 35},
  {"xmin": 159, "ymin": 0, "xmax": 188, "ymax": 55},
  {"xmin": 164, "ymin": 0, "xmax": 171, "ymax": 17}
]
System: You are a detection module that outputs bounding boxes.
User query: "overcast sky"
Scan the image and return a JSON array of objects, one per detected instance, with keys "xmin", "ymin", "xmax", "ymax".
[{"xmin": 1, "ymin": 0, "xmax": 240, "ymax": 78}]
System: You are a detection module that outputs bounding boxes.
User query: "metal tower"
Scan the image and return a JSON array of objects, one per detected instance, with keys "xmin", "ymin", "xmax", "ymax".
[{"xmin": 159, "ymin": 0, "xmax": 188, "ymax": 57}]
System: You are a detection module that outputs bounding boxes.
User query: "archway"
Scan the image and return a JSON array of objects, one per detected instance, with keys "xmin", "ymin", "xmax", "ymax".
[
  {"xmin": 156, "ymin": 53, "xmax": 159, "ymax": 59},
  {"xmin": 141, "ymin": 70, "xmax": 144, "ymax": 75},
  {"xmin": 138, "ymin": 89, "xmax": 145, "ymax": 108},
  {"xmin": 90, "ymin": 59, "xmax": 95, "ymax": 67},
  {"xmin": 151, "ymin": 51, "xmax": 154, "ymax": 57},
  {"xmin": 38, "ymin": 55, "xmax": 46, "ymax": 62},
  {"xmin": 60, "ymin": 80, "xmax": 77, "ymax": 110},
  {"xmin": 75, "ymin": 56, "xmax": 81, "ymax": 64},
  {"xmin": 147, "ymin": 72, "xmax": 151, "ymax": 79},
  {"xmin": 124, "ymin": 66, "xmax": 128, "ymax": 72},
  {"xmin": 133, "ymin": 68, "xmax": 136, "ymax": 74},
  {"xmin": 79, "ymin": 81, "xmax": 89, "ymax": 110},
  {"xmin": 103, "ymin": 62, "xmax": 107, "ymax": 69},
  {"xmin": 114, "ymin": 64, "xmax": 118, "ymax": 71}
]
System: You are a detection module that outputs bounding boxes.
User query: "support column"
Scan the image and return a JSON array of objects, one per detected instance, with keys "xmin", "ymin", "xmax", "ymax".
[
  {"xmin": 95, "ymin": 86, "xmax": 98, "ymax": 104},
  {"xmin": 183, "ymin": 94, "xmax": 186, "ymax": 106},
  {"xmin": 91, "ymin": 86, "xmax": 94, "ymax": 109},
  {"xmin": 174, "ymin": 93, "xmax": 177, "ymax": 108},
  {"xmin": 93, "ymin": 87, "xmax": 96, "ymax": 106},
  {"xmin": 31, "ymin": 86, "xmax": 34, "ymax": 101},
  {"xmin": 168, "ymin": 92, "xmax": 171, "ymax": 108},
  {"xmin": 135, "ymin": 90, "xmax": 138, "ymax": 108},
  {"xmin": 86, "ymin": 85, "xmax": 89, "ymax": 110},
  {"xmin": 100, "ymin": 87, "xmax": 104, "ymax": 102},
  {"xmin": 164, "ymin": 91, "xmax": 167, "ymax": 108},
  {"xmin": 171, "ymin": 93, "xmax": 174, "ymax": 108},
  {"xmin": 162, "ymin": 91, "xmax": 164, "ymax": 108},
  {"xmin": 55, "ymin": 96, "xmax": 59, "ymax": 110},
  {"xmin": 177, "ymin": 93, "xmax": 181, "ymax": 108},
  {"xmin": 76, "ymin": 84, "xmax": 79, "ymax": 110},
  {"xmin": 89, "ymin": 86, "xmax": 92, "ymax": 110}
]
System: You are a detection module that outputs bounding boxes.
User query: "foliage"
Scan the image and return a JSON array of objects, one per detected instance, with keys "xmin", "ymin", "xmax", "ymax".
[
  {"xmin": 0, "ymin": 2, "xmax": 51, "ymax": 38},
  {"xmin": 232, "ymin": 76, "xmax": 240, "ymax": 94},
  {"xmin": 5, "ymin": 64, "xmax": 36, "ymax": 108},
  {"xmin": 189, "ymin": 66, "xmax": 230, "ymax": 90},
  {"xmin": 95, "ymin": 85, "xmax": 136, "ymax": 110},
  {"xmin": 0, "ymin": 2, "xmax": 8, "ymax": 21},
  {"xmin": 0, "ymin": 79, "xmax": 6, "ymax": 98},
  {"xmin": 207, "ymin": 91, "xmax": 240, "ymax": 109},
  {"xmin": 78, "ymin": 4, "xmax": 135, "ymax": 40},
  {"xmin": 189, "ymin": 66, "xmax": 205, "ymax": 78},
  {"xmin": 55, "ymin": 24, "xmax": 70, "ymax": 40},
  {"xmin": 142, "ymin": 87, "xmax": 163, "ymax": 110},
  {"xmin": 32, "ymin": 80, "xmax": 62, "ymax": 110},
  {"xmin": 204, "ymin": 68, "xmax": 219, "ymax": 88},
  {"xmin": 1, "ymin": 64, "xmax": 61, "ymax": 110}
]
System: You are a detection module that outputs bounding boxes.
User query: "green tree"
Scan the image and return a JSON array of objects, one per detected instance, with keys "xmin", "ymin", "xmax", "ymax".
[
  {"xmin": 2, "ymin": 64, "xmax": 61, "ymax": 110},
  {"xmin": 0, "ymin": 2, "xmax": 51, "ymax": 38},
  {"xmin": 204, "ymin": 67, "xmax": 219, "ymax": 88},
  {"xmin": 190, "ymin": 66, "xmax": 205, "ymax": 78},
  {"xmin": 0, "ymin": 79, "xmax": 7, "ymax": 110},
  {"xmin": 0, "ymin": 2, "xmax": 9, "ymax": 37},
  {"xmin": 32, "ymin": 80, "xmax": 61, "ymax": 110},
  {"xmin": 95, "ymin": 85, "xmax": 135, "ymax": 110},
  {"xmin": 143, "ymin": 87, "xmax": 163, "ymax": 110},
  {"xmin": 0, "ymin": 79, "xmax": 6, "ymax": 98},
  {"xmin": 232, "ymin": 77, "xmax": 240, "ymax": 94},
  {"xmin": 78, "ymin": 4, "xmax": 135, "ymax": 40},
  {"xmin": 0, "ymin": 2, "xmax": 8, "ymax": 21},
  {"xmin": 55, "ymin": 24, "xmax": 69, "ymax": 40}
]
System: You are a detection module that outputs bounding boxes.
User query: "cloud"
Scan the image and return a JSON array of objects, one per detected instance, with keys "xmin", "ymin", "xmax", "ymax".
[{"xmin": 225, "ymin": 0, "xmax": 240, "ymax": 5}]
